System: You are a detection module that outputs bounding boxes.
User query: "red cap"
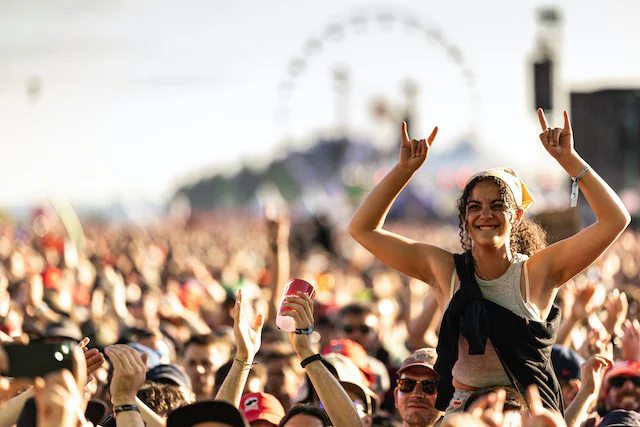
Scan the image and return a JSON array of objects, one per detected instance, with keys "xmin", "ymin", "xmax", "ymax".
[
  {"xmin": 42, "ymin": 266, "xmax": 62, "ymax": 290},
  {"xmin": 178, "ymin": 279, "xmax": 205, "ymax": 312},
  {"xmin": 604, "ymin": 360, "xmax": 640, "ymax": 385},
  {"xmin": 240, "ymin": 392, "xmax": 285, "ymax": 425},
  {"xmin": 322, "ymin": 339, "xmax": 375, "ymax": 387}
]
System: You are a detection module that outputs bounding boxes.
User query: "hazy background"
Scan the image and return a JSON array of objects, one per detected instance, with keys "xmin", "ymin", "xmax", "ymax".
[{"xmin": 1, "ymin": 0, "xmax": 639, "ymax": 221}]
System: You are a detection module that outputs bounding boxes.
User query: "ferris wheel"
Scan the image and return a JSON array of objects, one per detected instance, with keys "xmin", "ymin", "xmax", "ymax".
[{"xmin": 274, "ymin": 6, "xmax": 482, "ymax": 146}]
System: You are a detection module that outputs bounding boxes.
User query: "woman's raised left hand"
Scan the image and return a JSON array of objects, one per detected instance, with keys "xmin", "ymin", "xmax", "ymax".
[{"xmin": 538, "ymin": 108, "xmax": 575, "ymax": 161}]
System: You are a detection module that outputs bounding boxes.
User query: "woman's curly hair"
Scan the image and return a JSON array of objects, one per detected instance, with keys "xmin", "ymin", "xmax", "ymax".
[{"xmin": 457, "ymin": 174, "xmax": 547, "ymax": 256}]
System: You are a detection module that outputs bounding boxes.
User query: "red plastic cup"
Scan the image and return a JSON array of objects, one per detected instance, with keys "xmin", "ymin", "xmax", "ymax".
[{"xmin": 275, "ymin": 279, "xmax": 316, "ymax": 332}]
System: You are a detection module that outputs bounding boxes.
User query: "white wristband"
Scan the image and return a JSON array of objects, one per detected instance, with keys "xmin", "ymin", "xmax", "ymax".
[{"xmin": 570, "ymin": 165, "xmax": 590, "ymax": 207}]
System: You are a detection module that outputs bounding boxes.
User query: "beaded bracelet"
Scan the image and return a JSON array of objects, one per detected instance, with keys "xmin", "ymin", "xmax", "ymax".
[{"xmin": 234, "ymin": 357, "xmax": 259, "ymax": 369}]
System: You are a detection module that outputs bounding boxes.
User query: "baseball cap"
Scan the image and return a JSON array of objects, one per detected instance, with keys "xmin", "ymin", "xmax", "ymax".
[
  {"xmin": 127, "ymin": 343, "xmax": 162, "ymax": 370},
  {"xmin": 146, "ymin": 363, "xmax": 192, "ymax": 390},
  {"xmin": 322, "ymin": 353, "xmax": 366, "ymax": 384},
  {"xmin": 397, "ymin": 348, "xmax": 438, "ymax": 376},
  {"xmin": 240, "ymin": 392, "xmax": 285, "ymax": 425},
  {"xmin": 340, "ymin": 381, "xmax": 380, "ymax": 415},
  {"xmin": 166, "ymin": 401, "xmax": 249, "ymax": 427},
  {"xmin": 599, "ymin": 409, "xmax": 640, "ymax": 426},
  {"xmin": 322, "ymin": 339, "xmax": 375, "ymax": 386},
  {"xmin": 44, "ymin": 319, "xmax": 83, "ymax": 342},
  {"xmin": 605, "ymin": 360, "xmax": 640, "ymax": 385},
  {"xmin": 551, "ymin": 345, "xmax": 585, "ymax": 381}
]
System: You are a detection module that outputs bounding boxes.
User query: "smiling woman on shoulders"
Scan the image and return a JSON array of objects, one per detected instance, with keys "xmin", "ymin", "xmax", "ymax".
[{"xmin": 347, "ymin": 109, "xmax": 630, "ymax": 417}]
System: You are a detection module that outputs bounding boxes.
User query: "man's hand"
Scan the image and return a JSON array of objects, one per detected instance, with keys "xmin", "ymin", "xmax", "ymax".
[
  {"xmin": 579, "ymin": 354, "xmax": 612, "ymax": 396},
  {"xmin": 280, "ymin": 291, "xmax": 315, "ymax": 360},
  {"xmin": 264, "ymin": 203, "xmax": 290, "ymax": 245},
  {"xmin": 602, "ymin": 289, "xmax": 628, "ymax": 338},
  {"xmin": 79, "ymin": 337, "xmax": 104, "ymax": 380},
  {"xmin": 398, "ymin": 122, "xmax": 438, "ymax": 173},
  {"xmin": 568, "ymin": 283, "xmax": 597, "ymax": 322},
  {"xmin": 104, "ymin": 345, "xmax": 148, "ymax": 406},
  {"xmin": 234, "ymin": 289, "xmax": 264, "ymax": 362},
  {"xmin": 78, "ymin": 337, "xmax": 104, "ymax": 400},
  {"xmin": 621, "ymin": 319, "xmax": 640, "ymax": 362}
]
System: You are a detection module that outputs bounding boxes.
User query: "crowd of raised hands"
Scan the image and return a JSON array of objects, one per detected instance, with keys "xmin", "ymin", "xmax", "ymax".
[
  {"xmin": 0, "ymin": 205, "xmax": 637, "ymax": 426},
  {"xmin": 0, "ymin": 287, "xmax": 363, "ymax": 427}
]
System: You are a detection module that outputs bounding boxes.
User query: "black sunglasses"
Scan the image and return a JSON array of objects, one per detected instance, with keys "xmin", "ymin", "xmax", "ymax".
[
  {"xmin": 342, "ymin": 324, "xmax": 372, "ymax": 334},
  {"xmin": 397, "ymin": 378, "xmax": 438, "ymax": 394},
  {"xmin": 609, "ymin": 376, "xmax": 640, "ymax": 388}
]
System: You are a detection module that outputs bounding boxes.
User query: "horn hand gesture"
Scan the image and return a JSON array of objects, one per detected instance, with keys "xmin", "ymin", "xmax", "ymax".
[
  {"xmin": 538, "ymin": 108, "xmax": 575, "ymax": 161},
  {"xmin": 398, "ymin": 122, "xmax": 438, "ymax": 173}
]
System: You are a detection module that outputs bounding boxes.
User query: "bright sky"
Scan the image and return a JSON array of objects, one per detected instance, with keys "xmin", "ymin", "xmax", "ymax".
[{"xmin": 1, "ymin": 0, "xmax": 639, "ymax": 207}]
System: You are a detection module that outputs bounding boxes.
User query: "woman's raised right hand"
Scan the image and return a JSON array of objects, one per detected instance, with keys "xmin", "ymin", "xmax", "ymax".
[{"xmin": 398, "ymin": 121, "xmax": 438, "ymax": 173}]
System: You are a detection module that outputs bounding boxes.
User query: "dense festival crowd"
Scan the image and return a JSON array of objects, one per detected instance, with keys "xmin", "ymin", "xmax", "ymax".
[
  {"xmin": 0, "ymin": 205, "xmax": 636, "ymax": 427},
  {"xmin": 0, "ymin": 111, "xmax": 638, "ymax": 427}
]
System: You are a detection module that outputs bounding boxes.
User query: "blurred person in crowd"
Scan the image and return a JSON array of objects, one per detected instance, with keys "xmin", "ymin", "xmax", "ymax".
[
  {"xmin": 597, "ymin": 409, "xmax": 640, "ymax": 427},
  {"xmin": 136, "ymin": 381, "xmax": 195, "ymax": 418},
  {"xmin": 314, "ymin": 311, "xmax": 336, "ymax": 351},
  {"xmin": 181, "ymin": 333, "xmax": 233, "ymax": 401},
  {"xmin": 322, "ymin": 339, "xmax": 376, "ymax": 389},
  {"xmin": 128, "ymin": 285, "xmax": 161, "ymax": 332},
  {"xmin": 276, "ymin": 403, "xmax": 332, "ymax": 427},
  {"xmin": 260, "ymin": 344, "xmax": 307, "ymax": 411},
  {"xmin": 560, "ymin": 354, "xmax": 612, "ymax": 427},
  {"xmin": 321, "ymin": 338, "xmax": 391, "ymax": 409},
  {"xmin": 335, "ymin": 303, "xmax": 390, "ymax": 365},
  {"xmin": 554, "ymin": 279, "xmax": 627, "ymax": 363},
  {"xmin": 552, "ymin": 345, "xmax": 586, "ymax": 407},
  {"xmin": 348, "ymin": 111, "xmax": 630, "ymax": 415},
  {"xmin": 146, "ymin": 362, "xmax": 193, "ymax": 391},
  {"xmin": 215, "ymin": 289, "xmax": 363, "ymax": 427},
  {"xmin": 305, "ymin": 351, "xmax": 381, "ymax": 426},
  {"xmin": 42, "ymin": 317, "xmax": 83, "ymax": 343},
  {"xmin": 599, "ymin": 360, "xmax": 640, "ymax": 416},
  {"xmin": 394, "ymin": 348, "xmax": 441, "ymax": 427},
  {"xmin": 334, "ymin": 304, "xmax": 396, "ymax": 411},
  {"xmin": 340, "ymin": 381, "xmax": 380, "ymax": 427}
]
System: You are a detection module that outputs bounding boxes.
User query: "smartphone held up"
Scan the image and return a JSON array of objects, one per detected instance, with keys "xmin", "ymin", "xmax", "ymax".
[{"xmin": 1, "ymin": 339, "xmax": 76, "ymax": 379}]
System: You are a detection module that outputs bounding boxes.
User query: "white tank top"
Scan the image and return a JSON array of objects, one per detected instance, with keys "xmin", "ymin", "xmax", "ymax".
[{"xmin": 449, "ymin": 254, "xmax": 543, "ymax": 388}]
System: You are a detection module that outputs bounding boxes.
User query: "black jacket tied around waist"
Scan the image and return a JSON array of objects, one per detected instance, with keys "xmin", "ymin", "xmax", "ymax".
[{"xmin": 434, "ymin": 252, "xmax": 564, "ymax": 414}]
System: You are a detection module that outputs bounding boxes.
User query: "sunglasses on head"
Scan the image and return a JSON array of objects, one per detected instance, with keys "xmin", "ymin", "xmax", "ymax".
[
  {"xmin": 609, "ymin": 376, "xmax": 640, "ymax": 388},
  {"xmin": 342, "ymin": 324, "xmax": 371, "ymax": 334},
  {"xmin": 396, "ymin": 378, "xmax": 438, "ymax": 394}
]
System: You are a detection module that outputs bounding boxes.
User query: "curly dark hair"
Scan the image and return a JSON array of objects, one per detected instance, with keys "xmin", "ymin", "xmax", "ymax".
[{"xmin": 457, "ymin": 174, "xmax": 547, "ymax": 256}]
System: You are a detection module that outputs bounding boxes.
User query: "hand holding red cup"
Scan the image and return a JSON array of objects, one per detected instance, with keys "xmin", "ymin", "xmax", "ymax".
[{"xmin": 276, "ymin": 279, "xmax": 315, "ymax": 332}]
